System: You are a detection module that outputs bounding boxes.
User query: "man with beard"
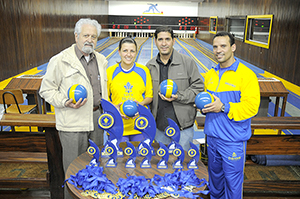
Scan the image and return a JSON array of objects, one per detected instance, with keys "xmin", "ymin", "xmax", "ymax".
[
  {"xmin": 39, "ymin": 18, "xmax": 108, "ymax": 199},
  {"xmin": 146, "ymin": 26, "xmax": 204, "ymax": 151}
]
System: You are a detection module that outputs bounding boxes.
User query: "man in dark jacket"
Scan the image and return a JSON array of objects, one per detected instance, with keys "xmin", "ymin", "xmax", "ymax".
[{"xmin": 146, "ymin": 26, "xmax": 204, "ymax": 151}]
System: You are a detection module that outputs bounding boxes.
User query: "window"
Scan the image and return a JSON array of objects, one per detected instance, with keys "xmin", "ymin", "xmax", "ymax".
[
  {"xmin": 209, "ymin": 16, "xmax": 218, "ymax": 34},
  {"xmin": 244, "ymin": 15, "xmax": 273, "ymax": 49},
  {"xmin": 226, "ymin": 16, "xmax": 246, "ymax": 40}
]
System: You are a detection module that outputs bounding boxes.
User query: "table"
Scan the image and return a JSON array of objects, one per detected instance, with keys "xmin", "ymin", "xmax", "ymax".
[
  {"xmin": 0, "ymin": 113, "xmax": 64, "ymax": 199},
  {"xmin": 258, "ymin": 79, "xmax": 289, "ymax": 117},
  {"xmin": 4, "ymin": 77, "xmax": 46, "ymax": 114},
  {"xmin": 66, "ymin": 142, "xmax": 209, "ymax": 199}
]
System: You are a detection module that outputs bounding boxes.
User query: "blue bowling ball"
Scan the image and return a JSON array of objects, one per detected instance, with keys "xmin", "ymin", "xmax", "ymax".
[
  {"xmin": 195, "ymin": 92, "xmax": 214, "ymax": 110},
  {"xmin": 160, "ymin": 79, "xmax": 178, "ymax": 98},
  {"xmin": 68, "ymin": 84, "xmax": 87, "ymax": 103},
  {"xmin": 121, "ymin": 100, "xmax": 138, "ymax": 117}
]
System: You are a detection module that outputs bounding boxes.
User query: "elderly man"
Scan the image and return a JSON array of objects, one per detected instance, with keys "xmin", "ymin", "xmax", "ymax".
[{"xmin": 39, "ymin": 18, "xmax": 108, "ymax": 199}]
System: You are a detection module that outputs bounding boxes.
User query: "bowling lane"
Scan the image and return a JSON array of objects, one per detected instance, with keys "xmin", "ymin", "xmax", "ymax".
[
  {"xmin": 135, "ymin": 38, "xmax": 157, "ymax": 65},
  {"xmin": 175, "ymin": 40, "xmax": 213, "ymax": 74}
]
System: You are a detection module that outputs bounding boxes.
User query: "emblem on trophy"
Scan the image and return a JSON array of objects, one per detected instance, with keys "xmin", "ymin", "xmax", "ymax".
[
  {"xmin": 124, "ymin": 141, "xmax": 137, "ymax": 168},
  {"xmin": 157, "ymin": 141, "xmax": 169, "ymax": 169},
  {"xmin": 165, "ymin": 118, "xmax": 180, "ymax": 154},
  {"xmin": 98, "ymin": 99, "xmax": 123, "ymax": 158},
  {"xmin": 187, "ymin": 142, "xmax": 200, "ymax": 169}
]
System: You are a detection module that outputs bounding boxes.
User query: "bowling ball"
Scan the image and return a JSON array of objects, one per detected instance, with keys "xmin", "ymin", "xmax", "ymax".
[
  {"xmin": 68, "ymin": 84, "xmax": 87, "ymax": 104},
  {"xmin": 120, "ymin": 100, "xmax": 138, "ymax": 117},
  {"xmin": 195, "ymin": 92, "xmax": 214, "ymax": 110},
  {"xmin": 159, "ymin": 79, "xmax": 178, "ymax": 98}
]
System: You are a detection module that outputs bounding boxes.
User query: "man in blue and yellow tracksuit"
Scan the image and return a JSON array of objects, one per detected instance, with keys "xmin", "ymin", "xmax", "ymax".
[{"xmin": 201, "ymin": 32, "xmax": 260, "ymax": 199}]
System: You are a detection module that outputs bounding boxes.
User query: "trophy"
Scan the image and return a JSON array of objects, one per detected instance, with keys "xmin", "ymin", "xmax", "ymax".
[
  {"xmin": 157, "ymin": 142, "xmax": 169, "ymax": 169},
  {"xmin": 139, "ymin": 141, "xmax": 152, "ymax": 168},
  {"xmin": 104, "ymin": 140, "xmax": 118, "ymax": 168},
  {"xmin": 165, "ymin": 118, "xmax": 180, "ymax": 154},
  {"xmin": 124, "ymin": 141, "xmax": 137, "ymax": 168},
  {"xmin": 98, "ymin": 99, "xmax": 123, "ymax": 158},
  {"xmin": 87, "ymin": 139, "xmax": 100, "ymax": 166},
  {"xmin": 172, "ymin": 142, "xmax": 185, "ymax": 169},
  {"xmin": 134, "ymin": 104, "xmax": 156, "ymax": 157},
  {"xmin": 187, "ymin": 142, "xmax": 200, "ymax": 169}
]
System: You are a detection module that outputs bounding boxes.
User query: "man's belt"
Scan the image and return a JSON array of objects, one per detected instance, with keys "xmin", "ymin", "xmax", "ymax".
[{"xmin": 93, "ymin": 106, "xmax": 99, "ymax": 112}]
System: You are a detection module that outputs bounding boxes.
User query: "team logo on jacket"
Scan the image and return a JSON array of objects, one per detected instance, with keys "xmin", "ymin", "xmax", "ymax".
[{"xmin": 228, "ymin": 152, "xmax": 241, "ymax": 161}]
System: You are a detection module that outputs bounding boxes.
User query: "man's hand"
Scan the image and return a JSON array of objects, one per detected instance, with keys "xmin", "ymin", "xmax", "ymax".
[
  {"xmin": 201, "ymin": 94, "xmax": 223, "ymax": 114},
  {"xmin": 159, "ymin": 92, "xmax": 178, "ymax": 102},
  {"xmin": 114, "ymin": 102, "xmax": 130, "ymax": 120},
  {"xmin": 65, "ymin": 98, "xmax": 87, "ymax": 109}
]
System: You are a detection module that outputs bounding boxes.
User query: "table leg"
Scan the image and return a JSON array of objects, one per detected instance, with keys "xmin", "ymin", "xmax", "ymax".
[
  {"xmin": 274, "ymin": 97, "xmax": 280, "ymax": 117},
  {"xmin": 34, "ymin": 91, "xmax": 42, "ymax": 114},
  {"xmin": 42, "ymin": 98, "xmax": 47, "ymax": 114},
  {"xmin": 281, "ymin": 96, "xmax": 287, "ymax": 117},
  {"xmin": 45, "ymin": 127, "xmax": 64, "ymax": 199}
]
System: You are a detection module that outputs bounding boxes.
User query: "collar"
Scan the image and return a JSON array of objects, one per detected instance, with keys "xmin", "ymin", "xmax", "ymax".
[
  {"xmin": 119, "ymin": 62, "xmax": 136, "ymax": 73},
  {"xmin": 75, "ymin": 45, "xmax": 95, "ymax": 61},
  {"xmin": 213, "ymin": 57, "xmax": 239, "ymax": 72},
  {"xmin": 156, "ymin": 49, "xmax": 174, "ymax": 65}
]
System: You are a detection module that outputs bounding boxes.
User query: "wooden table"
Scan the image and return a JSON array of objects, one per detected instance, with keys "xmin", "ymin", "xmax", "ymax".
[
  {"xmin": 0, "ymin": 113, "xmax": 64, "ymax": 199},
  {"xmin": 4, "ymin": 77, "xmax": 46, "ymax": 114},
  {"xmin": 258, "ymin": 80, "xmax": 289, "ymax": 117},
  {"xmin": 66, "ymin": 142, "xmax": 209, "ymax": 199}
]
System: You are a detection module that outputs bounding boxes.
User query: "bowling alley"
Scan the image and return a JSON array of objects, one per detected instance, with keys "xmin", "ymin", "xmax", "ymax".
[{"xmin": 1, "ymin": 0, "xmax": 300, "ymax": 198}]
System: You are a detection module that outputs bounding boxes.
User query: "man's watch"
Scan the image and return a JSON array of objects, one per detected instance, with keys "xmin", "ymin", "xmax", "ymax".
[{"xmin": 221, "ymin": 104, "xmax": 225, "ymax": 112}]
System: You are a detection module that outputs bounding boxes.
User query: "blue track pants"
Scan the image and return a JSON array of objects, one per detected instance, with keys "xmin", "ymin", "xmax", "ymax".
[{"xmin": 207, "ymin": 136, "xmax": 247, "ymax": 199}]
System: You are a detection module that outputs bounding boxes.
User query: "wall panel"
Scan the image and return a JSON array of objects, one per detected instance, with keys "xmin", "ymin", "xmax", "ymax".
[
  {"xmin": 197, "ymin": 0, "xmax": 300, "ymax": 86},
  {"xmin": 0, "ymin": 0, "xmax": 108, "ymax": 81},
  {"xmin": 1, "ymin": 0, "xmax": 299, "ymax": 87}
]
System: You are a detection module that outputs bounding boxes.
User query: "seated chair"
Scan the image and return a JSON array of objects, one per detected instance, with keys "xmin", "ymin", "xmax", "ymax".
[{"xmin": 0, "ymin": 89, "xmax": 37, "ymax": 131}]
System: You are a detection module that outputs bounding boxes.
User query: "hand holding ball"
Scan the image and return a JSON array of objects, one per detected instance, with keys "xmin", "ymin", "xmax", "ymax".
[
  {"xmin": 160, "ymin": 79, "xmax": 178, "ymax": 98},
  {"xmin": 68, "ymin": 84, "xmax": 87, "ymax": 104},
  {"xmin": 120, "ymin": 100, "xmax": 138, "ymax": 117},
  {"xmin": 195, "ymin": 92, "xmax": 214, "ymax": 110}
]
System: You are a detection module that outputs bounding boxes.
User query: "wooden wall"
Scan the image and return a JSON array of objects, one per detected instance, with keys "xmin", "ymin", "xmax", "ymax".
[
  {"xmin": 1, "ymin": 0, "xmax": 300, "ymax": 87},
  {"xmin": 197, "ymin": 0, "xmax": 300, "ymax": 87},
  {"xmin": 0, "ymin": 0, "xmax": 109, "ymax": 81}
]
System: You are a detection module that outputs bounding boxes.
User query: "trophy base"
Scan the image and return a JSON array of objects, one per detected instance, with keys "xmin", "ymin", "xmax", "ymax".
[
  {"xmin": 157, "ymin": 164, "xmax": 168, "ymax": 169},
  {"xmin": 187, "ymin": 159, "xmax": 199, "ymax": 169},
  {"xmin": 125, "ymin": 158, "xmax": 136, "ymax": 168},
  {"xmin": 140, "ymin": 158, "xmax": 151, "ymax": 168},
  {"xmin": 173, "ymin": 160, "xmax": 184, "ymax": 169},
  {"xmin": 106, "ymin": 158, "xmax": 117, "ymax": 168}
]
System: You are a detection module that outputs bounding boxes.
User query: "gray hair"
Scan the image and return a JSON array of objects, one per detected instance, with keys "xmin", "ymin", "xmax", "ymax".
[{"xmin": 74, "ymin": 18, "xmax": 102, "ymax": 37}]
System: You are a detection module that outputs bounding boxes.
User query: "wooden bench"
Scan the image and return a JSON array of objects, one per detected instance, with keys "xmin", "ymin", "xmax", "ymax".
[
  {"xmin": 196, "ymin": 116, "xmax": 300, "ymax": 194},
  {"xmin": 0, "ymin": 113, "xmax": 63, "ymax": 199}
]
